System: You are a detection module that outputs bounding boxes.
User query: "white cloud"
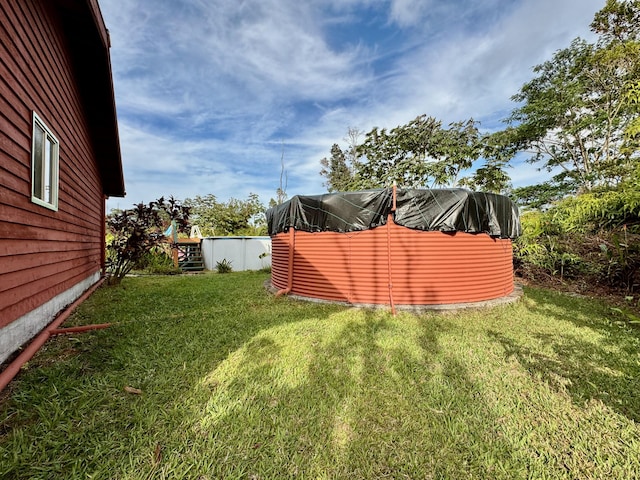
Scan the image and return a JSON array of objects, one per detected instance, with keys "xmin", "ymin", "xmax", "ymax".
[{"xmin": 100, "ymin": 0, "xmax": 607, "ymax": 210}]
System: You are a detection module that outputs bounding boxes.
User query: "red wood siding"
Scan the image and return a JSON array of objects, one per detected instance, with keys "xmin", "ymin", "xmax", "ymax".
[{"xmin": 0, "ymin": 0, "xmax": 105, "ymax": 328}]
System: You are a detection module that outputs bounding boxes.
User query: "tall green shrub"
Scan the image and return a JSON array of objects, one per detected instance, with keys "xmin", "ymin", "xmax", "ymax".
[{"xmin": 514, "ymin": 180, "xmax": 640, "ymax": 292}]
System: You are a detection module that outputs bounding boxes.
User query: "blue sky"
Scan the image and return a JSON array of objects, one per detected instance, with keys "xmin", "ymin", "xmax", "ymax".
[{"xmin": 100, "ymin": 0, "xmax": 605, "ymax": 211}]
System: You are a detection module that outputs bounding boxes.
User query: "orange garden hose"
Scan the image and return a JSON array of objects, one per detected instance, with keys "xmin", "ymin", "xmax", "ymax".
[{"xmin": 50, "ymin": 323, "xmax": 112, "ymax": 335}]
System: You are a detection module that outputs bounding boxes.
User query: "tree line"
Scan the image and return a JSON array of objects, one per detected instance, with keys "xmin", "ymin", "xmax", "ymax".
[{"xmin": 319, "ymin": 0, "xmax": 640, "ymax": 209}]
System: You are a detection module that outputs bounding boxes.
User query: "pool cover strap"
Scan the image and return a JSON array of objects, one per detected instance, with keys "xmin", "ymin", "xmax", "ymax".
[{"xmin": 266, "ymin": 188, "xmax": 521, "ymax": 239}]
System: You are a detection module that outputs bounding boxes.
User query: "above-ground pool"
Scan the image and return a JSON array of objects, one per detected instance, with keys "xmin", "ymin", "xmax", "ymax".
[{"xmin": 266, "ymin": 188, "xmax": 521, "ymax": 309}]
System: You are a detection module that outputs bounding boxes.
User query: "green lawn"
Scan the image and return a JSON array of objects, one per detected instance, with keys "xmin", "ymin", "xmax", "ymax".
[{"xmin": 1, "ymin": 272, "xmax": 639, "ymax": 479}]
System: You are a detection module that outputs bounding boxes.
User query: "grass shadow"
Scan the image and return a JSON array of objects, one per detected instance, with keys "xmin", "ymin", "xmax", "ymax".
[
  {"xmin": 490, "ymin": 286, "xmax": 640, "ymax": 422},
  {"xmin": 185, "ymin": 310, "xmax": 532, "ymax": 479},
  {"xmin": 0, "ymin": 272, "xmax": 350, "ymax": 478},
  {"xmin": 3, "ymin": 278, "xmax": 640, "ymax": 479}
]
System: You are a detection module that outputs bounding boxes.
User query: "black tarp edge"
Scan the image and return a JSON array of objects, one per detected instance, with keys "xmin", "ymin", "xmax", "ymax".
[{"xmin": 266, "ymin": 188, "xmax": 521, "ymax": 239}]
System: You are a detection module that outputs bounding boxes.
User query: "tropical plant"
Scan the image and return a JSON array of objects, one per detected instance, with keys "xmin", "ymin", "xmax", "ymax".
[
  {"xmin": 105, "ymin": 197, "xmax": 190, "ymax": 284},
  {"xmin": 135, "ymin": 247, "xmax": 181, "ymax": 275},
  {"xmin": 514, "ymin": 189, "xmax": 640, "ymax": 291}
]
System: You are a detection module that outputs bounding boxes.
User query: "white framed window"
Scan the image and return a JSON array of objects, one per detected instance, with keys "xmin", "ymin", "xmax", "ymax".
[{"xmin": 31, "ymin": 112, "xmax": 59, "ymax": 211}]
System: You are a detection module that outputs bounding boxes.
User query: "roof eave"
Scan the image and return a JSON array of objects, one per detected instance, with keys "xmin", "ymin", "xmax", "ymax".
[{"xmin": 56, "ymin": 0, "xmax": 125, "ymax": 197}]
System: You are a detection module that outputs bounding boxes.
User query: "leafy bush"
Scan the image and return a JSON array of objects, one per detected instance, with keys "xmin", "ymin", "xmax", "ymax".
[
  {"xmin": 216, "ymin": 258, "xmax": 233, "ymax": 274},
  {"xmin": 596, "ymin": 228, "xmax": 640, "ymax": 291},
  {"xmin": 135, "ymin": 247, "xmax": 181, "ymax": 275},
  {"xmin": 515, "ymin": 187, "xmax": 640, "ymax": 292},
  {"xmin": 549, "ymin": 188, "xmax": 640, "ymax": 233},
  {"xmin": 514, "ymin": 231, "xmax": 585, "ymax": 282}
]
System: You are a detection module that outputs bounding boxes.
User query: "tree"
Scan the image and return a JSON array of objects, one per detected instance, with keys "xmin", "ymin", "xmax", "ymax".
[
  {"xmin": 105, "ymin": 197, "xmax": 190, "ymax": 284},
  {"xmin": 425, "ymin": 118, "xmax": 483, "ymax": 186},
  {"xmin": 509, "ymin": 0, "xmax": 640, "ymax": 191},
  {"xmin": 353, "ymin": 115, "xmax": 482, "ymax": 189},
  {"xmin": 319, "ymin": 144, "xmax": 354, "ymax": 192},
  {"xmin": 276, "ymin": 142, "xmax": 288, "ymax": 204},
  {"xmin": 625, "ymin": 81, "xmax": 640, "ymax": 149},
  {"xmin": 591, "ymin": 0, "xmax": 640, "ymax": 43},
  {"xmin": 354, "ymin": 115, "xmax": 439, "ymax": 188},
  {"xmin": 592, "ymin": 0, "xmax": 640, "ymax": 154},
  {"xmin": 217, "ymin": 194, "xmax": 266, "ymax": 235},
  {"xmin": 509, "ymin": 182, "xmax": 575, "ymax": 210},
  {"xmin": 343, "ymin": 126, "xmax": 364, "ymax": 168},
  {"xmin": 318, "ymin": 118, "xmax": 514, "ymax": 193},
  {"xmin": 185, "ymin": 193, "xmax": 266, "ymax": 236},
  {"xmin": 318, "ymin": 127, "xmax": 362, "ymax": 192},
  {"xmin": 458, "ymin": 157, "xmax": 511, "ymax": 193},
  {"xmin": 183, "ymin": 194, "xmax": 219, "ymax": 235},
  {"xmin": 270, "ymin": 142, "xmax": 289, "ymax": 207},
  {"xmin": 459, "ymin": 129, "xmax": 515, "ymax": 193}
]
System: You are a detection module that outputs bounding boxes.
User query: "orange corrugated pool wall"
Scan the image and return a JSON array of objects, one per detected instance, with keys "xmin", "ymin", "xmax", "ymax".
[{"xmin": 271, "ymin": 219, "xmax": 514, "ymax": 306}]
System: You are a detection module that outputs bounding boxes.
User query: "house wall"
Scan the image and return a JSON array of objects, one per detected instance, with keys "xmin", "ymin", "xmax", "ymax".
[{"xmin": 0, "ymin": 0, "xmax": 105, "ymax": 362}]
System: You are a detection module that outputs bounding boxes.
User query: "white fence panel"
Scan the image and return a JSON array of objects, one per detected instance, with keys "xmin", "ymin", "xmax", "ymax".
[{"xmin": 201, "ymin": 236, "xmax": 271, "ymax": 271}]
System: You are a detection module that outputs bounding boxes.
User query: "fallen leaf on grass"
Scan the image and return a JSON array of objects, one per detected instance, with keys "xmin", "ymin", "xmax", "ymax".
[
  {"xmin": 124, "ymin": 386, "xmax": 143, "ymax": 395},
  {"xmin": 154, "ymin": 444, "xmax": 162, "ymax": 465}
]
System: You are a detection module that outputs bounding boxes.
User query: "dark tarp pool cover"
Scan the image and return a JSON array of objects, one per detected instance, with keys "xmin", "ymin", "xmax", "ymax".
[{"xmin": 266, "ymin": 188, "xmax": 521, "ymax": 239}]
